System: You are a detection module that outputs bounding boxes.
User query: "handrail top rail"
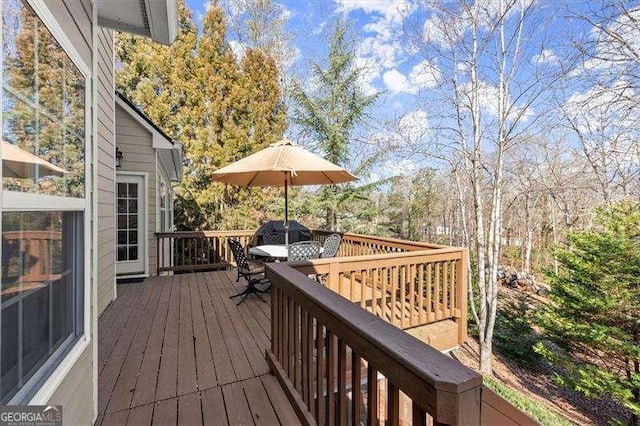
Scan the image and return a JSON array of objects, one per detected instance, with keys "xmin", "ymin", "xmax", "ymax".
[
  {"xmin": 285, "ymin": 246, "xmax": 465, "ymax": 268},
  {"xmin": 157, "ymin": 229, "xmax": 449, "ymax": 250},
  {"xmin": 266, "ymin": 261, "xmax": 482, "ymax": 394},
  {"xmin": 310, "ymin": 229, "xmax": 448, "ymax": 250},
  {"xmin": 156, "ymin": 230, "xmax": 256, "ymax": 238}
]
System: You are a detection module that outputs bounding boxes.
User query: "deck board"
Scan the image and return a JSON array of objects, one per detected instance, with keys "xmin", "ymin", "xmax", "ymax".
[{"xmin": 97, "ymin": 270, "xmax": 300, "ymax": 425}]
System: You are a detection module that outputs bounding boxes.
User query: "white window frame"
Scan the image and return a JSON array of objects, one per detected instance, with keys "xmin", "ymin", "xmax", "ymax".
[
  {"xmin": 116, "ymin": 171, "xmax": 149, "ymax": 278},
  {"xmin": 0, "ymin": 0, "xmax": 93, "ymax": 405}
]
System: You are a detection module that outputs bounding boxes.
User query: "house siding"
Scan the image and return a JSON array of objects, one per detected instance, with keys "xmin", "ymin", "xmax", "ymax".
[
  {"xmin": 97, "ymin": 27, "xmax": 116, "ymax": 315},
  {"xmin": 42, "ymin": 1, "xmax": 96, "ymax": 424},
  {"xmin": 116, "ymin": 105, "xmax": 158, "ymax": 276},
  {"xmin": 47, "ymin": 345, "xmax": 94, "ymax": 425}
]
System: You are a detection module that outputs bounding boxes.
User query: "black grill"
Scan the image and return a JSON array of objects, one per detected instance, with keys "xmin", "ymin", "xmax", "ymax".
[{"xmin": 253, "ymin": 220, "xmax": 311, "ymax": 245}]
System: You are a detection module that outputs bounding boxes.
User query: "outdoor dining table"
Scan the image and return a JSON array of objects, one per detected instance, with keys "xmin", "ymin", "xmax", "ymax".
[
  {"xmin": 248, "ymin": 244, "xmax": 324, "ymax": 260},
  {"xmin": 248, "ymin": 244, "xmax": 289, "ymax": 260}
]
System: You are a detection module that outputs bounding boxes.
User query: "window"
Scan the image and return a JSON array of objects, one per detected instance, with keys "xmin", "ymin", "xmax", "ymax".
[
  {"xmin": 158, "ymin": 173, "xmax": 172, "ymax": 232},
  {"xmin": 1, "ymin": 0, "xmax": 88, "ymax": 403}
]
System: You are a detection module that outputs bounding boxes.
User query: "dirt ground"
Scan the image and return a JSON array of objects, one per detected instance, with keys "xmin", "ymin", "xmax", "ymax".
[{"xmin": 450, "ymin": 287, "xmax": 629, "ymax": 425}]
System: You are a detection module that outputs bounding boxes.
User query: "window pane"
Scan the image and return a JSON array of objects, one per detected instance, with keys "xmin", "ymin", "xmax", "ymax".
[
  {"xmin": 129, "ymin": 230, "xmax": 137, "ymax": 245},
  {"xmin": 1, "ymin": 211, "xmax": 83, "ymax": 402},
  {"xmin": 128, "ymin": 183, "xmax": 137, "ymax": 198},
  {"xmin": 128, "ymin": 200, "xmax": 138, "ymax": 214},
  {"xmin": 117, "ymin": 231, "xmax": 127, "ymax": 245},
  {"xmin": 118, "ymin": 214, "xmax": 127, "ymax": 229},
  {"xmin": 2, "ymin": 0, "xmax": 85, "ymax": 198},
  {"xmin": 129, "ymin": 246, "xmax": 138, "ymax": 261},
  {"xmin": 117, "ymin": 183, "xmax": 127, "ymax": 198},
  {"xmin": 117, "ymin": 246, "xmax": 128, "ymax": 262},
  {"xmin": 117, "ymin": 199, "xmax": 127, "ymax": 213}
]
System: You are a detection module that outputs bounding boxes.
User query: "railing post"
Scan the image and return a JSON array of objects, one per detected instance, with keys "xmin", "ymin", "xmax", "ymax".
[
  {"xmin": 455, "ymin": 249, "xmax": 469, "ymax": 342},
  {"xmin": 329, "ymin": 261, "xmax": 339, "ymax": 291}
]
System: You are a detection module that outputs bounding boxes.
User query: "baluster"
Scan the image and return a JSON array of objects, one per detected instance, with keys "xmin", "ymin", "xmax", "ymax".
[
  {"xmin": 301, "ymin": 310, "xmax": 309, "ymax": 406},
  {"xmin": 350, "ymin": 271, "xmax": 356, "ymax": 302},
  {"xmin": 367, "ymin": 364, "xmax": 378, "ymax": 426},
  {"xmin": 352, "ymin": 352, "xmax": 362, "ymax": 426},
  {"xmin": 412, "ymin": 401, "xmax": 426, "ymax": 426},
  {"xmin": 449, "ymin": 261, "xmax": 455, "ymax": 317},
  {"xmin": 426, "ymin": 263, "xmax": 433, "ymax": 323},
  {"xmin": 418, "ymin": 264, "xmax": 425, "ymax": 325},
  {"xmin": 372, "ymin": 268, "xmax": 379, "ymax": 317},
  {"xmin": 400, "ymin": 265, "xmax": 407, "ymax": 328},
  {"xmin": 294, "ymin": 302, "xmax": 301, "ymax": 391},
  {"xmin": 380, "ymin": 267, "xmax": 388, "ymax": 322},
  {"xmin": 409, "ymin": 264, "xmax": 416, "ymax": 327},
  {"xmin": 442, "ymin": 261, "xmax": 449, "ymax": 318},
  {"xmin": 288, "ymin": 297, "xmax": 295, "ymax": 378},
  {"xmin": 307, "ymin": 315, "xmax": 315, "ymax": 418},
  {"xmin": 435, "ymin": 263, "xmax": 441, "ymax": 320},
  {"xmin": 388, "ymin": 381, "xmax": 400, "ymax": 426},
  {"xmin": 360, "ymin": 269, "xmax": 366, "ymax": 310},
  {"xmin": 316, "ymin": 323, "xmax": 325, "ymax": 425},
  {"xmin": 271, "ymin": 287, "xmax": 278, "ymax": 356},
  {"xmin": 391, "ymin": 266, "xmax": 398, "ymax": 327},
  {"xmin": 337, "ymin": 339, "xmax": 347, "ymax": 424},
  {"xmin": 326, "ymin": 331, "xmax": 336, "ymax": 425}
]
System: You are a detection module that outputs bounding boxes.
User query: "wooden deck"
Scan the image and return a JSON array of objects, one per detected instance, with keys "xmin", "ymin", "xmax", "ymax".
[{"xmin": 96, "ymin": 270, "xmax": 299, "ymax": 425}]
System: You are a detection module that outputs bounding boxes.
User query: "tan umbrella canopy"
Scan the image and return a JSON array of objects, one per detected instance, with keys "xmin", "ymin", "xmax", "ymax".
[
  {"xmin": 211, "ymin": 138, "xmax": 357, "ymax": 223},
  {"xmin": 2, "ymin": 141, "xmax": 68, "ymax": 178}
]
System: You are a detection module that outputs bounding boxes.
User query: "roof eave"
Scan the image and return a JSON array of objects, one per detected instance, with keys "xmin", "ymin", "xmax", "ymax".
[{"xmin": 97, "ymin": 0, "xmax": 178, "ymax": 45}]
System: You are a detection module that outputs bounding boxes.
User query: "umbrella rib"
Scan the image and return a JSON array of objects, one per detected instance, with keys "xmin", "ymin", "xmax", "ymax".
[
  {"xmin": 321, "ymin": 170, "xmax": 335, "ymax": 184},
  {"xmin": 246, "ymin": 172, "xmax": 259, "ymax": 187}
]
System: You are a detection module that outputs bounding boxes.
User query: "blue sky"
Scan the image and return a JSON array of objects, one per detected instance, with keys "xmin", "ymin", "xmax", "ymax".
[{"xmin": 182, "ymin": 0, "xmax": 606, "ymax": 178}]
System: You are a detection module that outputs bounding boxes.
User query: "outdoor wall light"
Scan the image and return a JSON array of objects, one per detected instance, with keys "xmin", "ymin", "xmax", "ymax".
[{"xmin": 115, "ymin": 146, "xmax": 123, "ymax": 168}]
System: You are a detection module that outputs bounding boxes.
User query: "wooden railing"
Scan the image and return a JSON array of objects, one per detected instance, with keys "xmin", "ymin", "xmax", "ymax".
[
  {"xmin": 266, "ymin": 262, "xmax": 483, "ymax": 425},
  {"xmin": 156, "ymin": 230, "xmax": 254, "ymax": 274},
  {"xmin": 310, "ymin": 230, "xmax": 447, "ymax": 256},
  {"xmin": 287, "ymin": 248, "xmax": 468, "ymax": 339},
  {"xmin": 156, "ymin": 229, "xmax": 447, "ymax": 274}
]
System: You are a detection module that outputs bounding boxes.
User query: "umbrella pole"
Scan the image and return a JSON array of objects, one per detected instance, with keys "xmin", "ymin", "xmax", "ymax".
[{"xmin": 284, "ymin": 172, "xmax": 289, "ymax": 247}]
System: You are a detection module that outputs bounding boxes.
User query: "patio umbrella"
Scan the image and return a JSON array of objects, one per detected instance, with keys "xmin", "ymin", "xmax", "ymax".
[
  {"xmin": 2, "ymin": 141, "xmax": 68, "ymax": 178},
  {"xmin": 211, "ymin": 138, "xmax": 356, "ymax": 240}
]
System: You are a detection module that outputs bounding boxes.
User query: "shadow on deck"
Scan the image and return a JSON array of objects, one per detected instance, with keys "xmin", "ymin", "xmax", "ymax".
[{"xmin": 96, "ymin": 270, "xmax": 299, "ymax": 425}]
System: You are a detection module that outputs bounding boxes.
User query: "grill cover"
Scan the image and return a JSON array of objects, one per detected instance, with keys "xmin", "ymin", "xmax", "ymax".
[{"xmin": 254, "ymin": 220, "xmax": 311, "ymax": 245}]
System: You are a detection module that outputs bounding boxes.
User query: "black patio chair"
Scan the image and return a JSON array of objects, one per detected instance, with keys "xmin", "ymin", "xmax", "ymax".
[
  {"xmin": 262, "ymin": 233, "xmax": 284, "ymax": 245},
  {"xmin": 320, "ymin": 234, "xmax": 342, "ymax": 258},
  {"xmin": 288, "ymin": 241, "xmax": 321, "ymax": 261},
  {"xmin": 228, "ymin": 239, "xmax": 270, "ymax": 304}
]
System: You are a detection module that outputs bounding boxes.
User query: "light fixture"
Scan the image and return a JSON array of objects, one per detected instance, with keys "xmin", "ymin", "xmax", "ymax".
[{"xmin": 115, "ymin": 146, "xmax": 123, "ymax": 168}]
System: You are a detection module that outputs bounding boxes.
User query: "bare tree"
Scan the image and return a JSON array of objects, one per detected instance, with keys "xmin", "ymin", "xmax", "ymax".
[
  {"xmin": 564, "ymin": 1, "xmax": 640, "ymax": 201},
  {"xmin": 403, "ymin": 0, "xmax": 562, "ymax": 374}
]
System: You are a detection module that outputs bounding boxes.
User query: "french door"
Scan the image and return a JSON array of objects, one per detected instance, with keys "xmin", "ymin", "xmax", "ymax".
[{"xmin": 116, "ymin": 174, "xmax": 145, "ymax": 275}]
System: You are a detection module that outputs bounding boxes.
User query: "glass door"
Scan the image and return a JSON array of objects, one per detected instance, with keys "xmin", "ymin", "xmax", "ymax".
[{"xmin": 116, "ymin": 174, "xmax": 145, "ymax": 275}]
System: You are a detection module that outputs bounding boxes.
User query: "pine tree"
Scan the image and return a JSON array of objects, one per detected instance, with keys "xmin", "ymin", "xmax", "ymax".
[
  {"xmin": 535, "ymin": 200, "xmax": 640, "ymax": 425},
  {"xmin": 291, "ymin": 18, "xmax": 378, "ymax": 230},
  {"xmin": 115, "ymin": 1, "xmax": 285, "ymax": 230}
]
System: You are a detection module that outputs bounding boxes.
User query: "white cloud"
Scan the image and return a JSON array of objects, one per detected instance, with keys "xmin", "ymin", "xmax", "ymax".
[
  {"xmin": 334, "ymin": 0, "xmax": 412, "ymax": 24},
  {"xmin": 312, "ymin": 20, "xmax": 326, "ymax": 36},
  {"xmin": 383, "ymin": 69, "xmax": 411, "ymax": 94},
  {"xmin": 335, "ymin": 0, "xmax": 416, "ymax": 95},
  {"xmin": 229, "ymin": 40, "xmax": 247, "ymax": 60},
  {"xmin": 531, "ymin": 49, "xmax": 559, "ymax": 66},
  {"xmin": 459, "ymin": 80, "xmax": 533, "ymax": 122},
  {"xmin": 409, "ymin": 59, "xmax": 440, "ymax": 89},
  {"xmin": 398, "ymin": 109, "xmax": 429, "ymax": 143},
  {"xmin": 355, "ymin": 56, "xmax": 381, "ymax": 96},
  {"xmin": 382, "ymin": 60, "xmax": 440, "ymax": 95}
]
